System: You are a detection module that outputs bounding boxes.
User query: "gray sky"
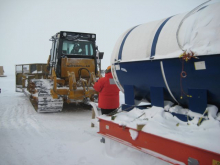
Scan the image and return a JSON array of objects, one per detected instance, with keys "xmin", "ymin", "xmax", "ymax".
[{"xmin": 0, "ymin": 0, "xmax": 207, "ymax": 74}]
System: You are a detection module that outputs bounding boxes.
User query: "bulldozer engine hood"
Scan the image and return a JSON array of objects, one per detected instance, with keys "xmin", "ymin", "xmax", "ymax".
[{"xmin": 61, "ymin": 58, "xmax": 95, "ymax": 79}]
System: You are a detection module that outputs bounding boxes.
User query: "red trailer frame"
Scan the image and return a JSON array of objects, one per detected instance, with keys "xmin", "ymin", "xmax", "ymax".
[{"xmin": 98, "ymin": 118, "xmax": 220, "ymax": 165}]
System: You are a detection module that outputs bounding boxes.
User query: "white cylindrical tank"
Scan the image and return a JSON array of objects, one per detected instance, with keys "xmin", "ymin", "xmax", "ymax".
[
  {"xmin": 110, "ymin": 2, "xmax": 220, "ymax": 113},
  {"xmin": 111, "ymin": 2, "xmax": 220, "ymax": 64}
]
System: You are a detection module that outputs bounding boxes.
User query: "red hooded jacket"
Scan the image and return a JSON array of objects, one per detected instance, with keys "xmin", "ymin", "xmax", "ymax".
[{"xmin": 94, "ymin": 72, "xmax": 120, "ymax": 109}]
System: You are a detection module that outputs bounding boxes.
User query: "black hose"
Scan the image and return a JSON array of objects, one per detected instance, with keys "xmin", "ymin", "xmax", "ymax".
[{"xmin": 78, "ymin": 68, "xmax": 91, "ymax": 79}]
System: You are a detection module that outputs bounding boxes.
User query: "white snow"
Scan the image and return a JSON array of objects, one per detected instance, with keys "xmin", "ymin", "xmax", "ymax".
[
  {"xmin": 0, "ymin": 75, "xmax": 170, "ymax": 165},
  {"xmin": 207, "ymin": 104, "xmax": 218, "ymax": 120},
  {"xmin": 32, "ymin": 70, "xmax": 43, "ymax": 74},
  {"xmin": 164, "ymin": 101, "xmax": 174, "ymax": 111},
  {"xmin": 129, "ymin": 129, "xmax": 139, "ymax": 140}
]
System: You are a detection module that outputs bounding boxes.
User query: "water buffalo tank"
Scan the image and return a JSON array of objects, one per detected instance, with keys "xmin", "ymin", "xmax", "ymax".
[{"xmin": 111, "ymin": 2, "xmax": 220, "ymax": 114}]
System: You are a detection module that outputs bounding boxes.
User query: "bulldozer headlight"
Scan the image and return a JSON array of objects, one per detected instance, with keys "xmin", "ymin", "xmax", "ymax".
[
  {"xmin": 63, "ymin": 32, "xmax": 67, "ymax": 37},
  {"xmin": 92, "ymin": 34, "xmax": 95, "ymax": 39}
]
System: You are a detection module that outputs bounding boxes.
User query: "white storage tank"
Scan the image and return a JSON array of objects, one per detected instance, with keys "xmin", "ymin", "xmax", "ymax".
[{"xmin": 111, "ymin": 2, "xmax": 220, "ymax": 114}]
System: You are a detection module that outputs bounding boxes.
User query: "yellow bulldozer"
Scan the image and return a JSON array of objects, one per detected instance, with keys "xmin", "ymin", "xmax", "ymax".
[{"xmin": 16, "ymin": 31, "xmax": 104, "ymax": 112}]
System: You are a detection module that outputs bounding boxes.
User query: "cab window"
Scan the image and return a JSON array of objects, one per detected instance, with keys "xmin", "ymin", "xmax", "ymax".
[{"xmin": 62, "ymin": 41, "xmax": 94, "ymax": 56}]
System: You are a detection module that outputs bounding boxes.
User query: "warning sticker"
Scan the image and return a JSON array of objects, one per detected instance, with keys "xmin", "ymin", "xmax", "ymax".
[
  {"xmin": 115, "ymin": 65, "xmax": 120, "ymax": 70},
  {"xmin": 213, "ymin": 159, "xmax": 220, "ymax": 165},
  {"xmin": 194, "ymin": 61, "xmax": 206, "ymax": 70}
]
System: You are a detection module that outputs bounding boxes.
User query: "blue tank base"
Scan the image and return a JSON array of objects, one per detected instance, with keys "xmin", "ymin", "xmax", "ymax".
[
  {"xmin": 121, "ymin": 104, "xmax": 150, "ymax": 112},
  {"xmin": 124, "ymin": 85, "xmax": 135, "ymax": 105},
  {"xmin": 150, "ymin": 86, "xmax": 164, "ymax": 107},
  {"xmin": 188, "ymin": 88, "xmax": 207, "ymax": 114},
  {"xmin": 171, "ymin": 113, "xmax": 188, "ymax": 122},
  {"xmin": 171, "ymin": 89, "xmax": 208, "ymax": 122},
  {"xmin": 171, "ymin": 113, "xmax": 208, "ymax": 124},
  {"xmin": 122, "ymin": 83, "xmax": 209, "ymax": 122},
  {"xmin": 116, "ymin": 54, "xmax": 220, "ymax": 114}
]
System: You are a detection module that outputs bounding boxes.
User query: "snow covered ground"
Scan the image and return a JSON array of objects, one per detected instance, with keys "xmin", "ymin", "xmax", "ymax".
[{"xmin": 0, "ymin": 75, "xmax": 170, "ymax": 165}]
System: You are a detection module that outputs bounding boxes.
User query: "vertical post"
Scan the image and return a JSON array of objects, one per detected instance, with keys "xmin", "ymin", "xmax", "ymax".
[
  {"xmin": 52, "ymin": 68, "xmax": 57, "ymax": 92},
  {"xmin": 91, "ymin": 108, "xmax": 95, "ymax": 127},
  {"xmin": 188, "ymin": 89, "xmax": 207, "ymax": 114},
  {"xmin": 150, "ymin": 86, "xmax": 164, "ymax": 107},
  {"xmin": 124, "ymin": 85, "xmax": 135, "ymax": 105}
]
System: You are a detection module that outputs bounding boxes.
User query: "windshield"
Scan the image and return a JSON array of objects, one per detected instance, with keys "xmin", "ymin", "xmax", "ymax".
[{"xmin": 62, "ymin": 40, "xmax": 94, "ymax": 56}]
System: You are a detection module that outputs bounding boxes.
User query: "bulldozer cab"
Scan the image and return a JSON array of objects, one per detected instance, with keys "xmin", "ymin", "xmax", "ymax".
[{"xmin": 49, "ymin": 31, "xmax": 103, "ymax": 80}]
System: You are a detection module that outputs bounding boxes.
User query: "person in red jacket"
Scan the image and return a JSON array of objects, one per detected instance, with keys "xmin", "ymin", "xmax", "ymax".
[{"xmin": 93, "ymin": 66, "xmax": 120, "ymax": 115}]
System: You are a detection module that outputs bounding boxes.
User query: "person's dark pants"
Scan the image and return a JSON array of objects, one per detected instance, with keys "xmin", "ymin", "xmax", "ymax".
[{"xmin": 101, "ymin": 109, "xmax": 116, "ymax": 115}]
